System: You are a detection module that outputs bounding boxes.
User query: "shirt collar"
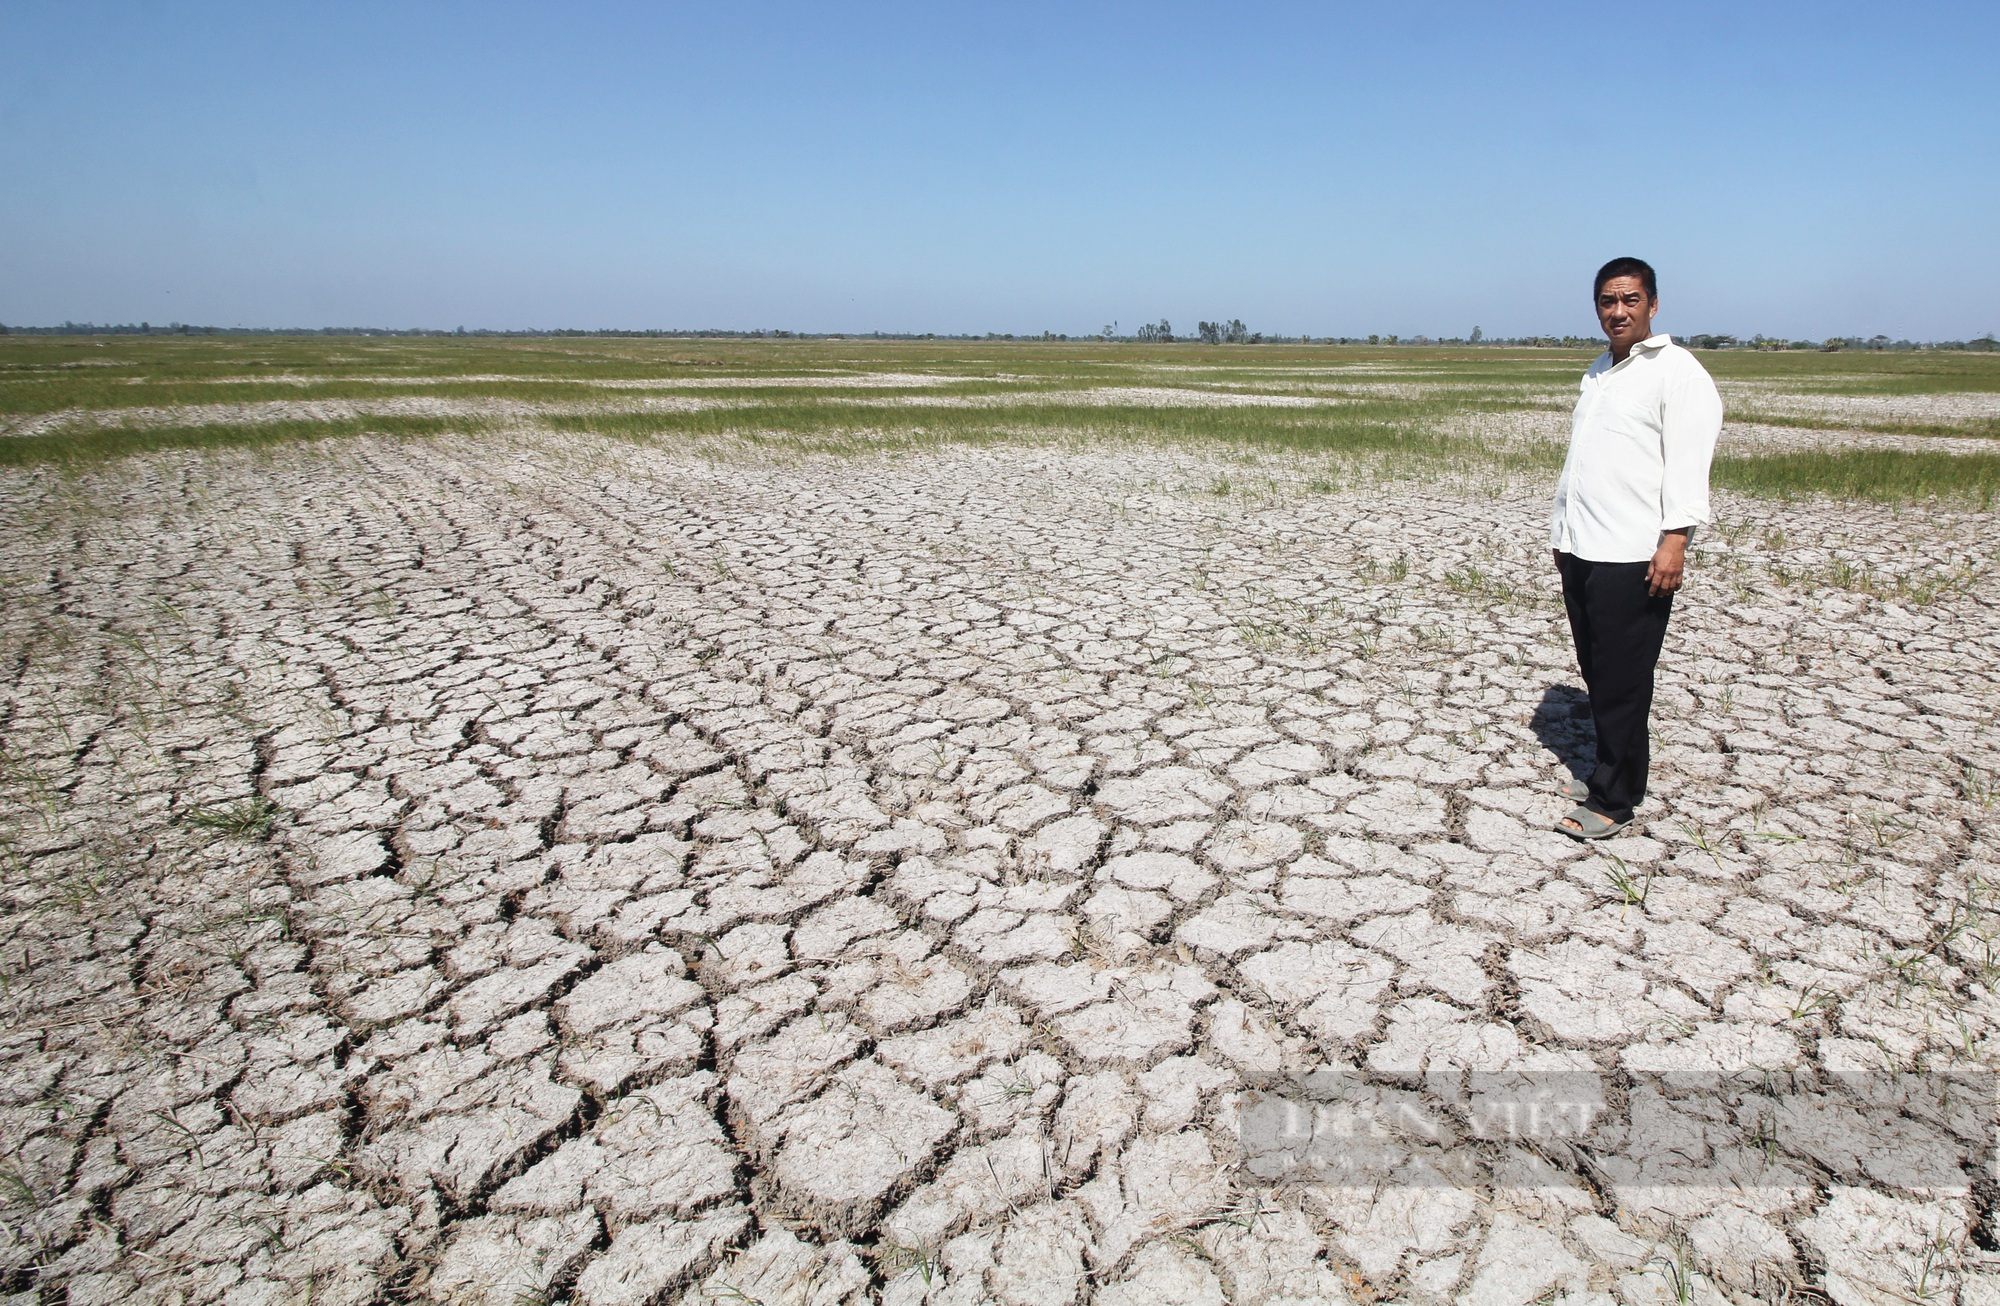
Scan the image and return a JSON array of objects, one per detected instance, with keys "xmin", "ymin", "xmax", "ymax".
[{"xmin": 1597, "ymin": 333, "xmax": 1670, "ymax": 373}]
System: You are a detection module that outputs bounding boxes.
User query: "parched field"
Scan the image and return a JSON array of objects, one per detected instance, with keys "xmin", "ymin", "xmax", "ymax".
[{"xmin": 3, "ymin": 338, "xmax": 2000, "ymax": 1305}]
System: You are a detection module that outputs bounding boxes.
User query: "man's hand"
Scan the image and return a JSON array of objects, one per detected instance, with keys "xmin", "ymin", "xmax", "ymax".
[{"xmin": 1646, "ymin": 530, "xmax": 1689, "ymax": 597}]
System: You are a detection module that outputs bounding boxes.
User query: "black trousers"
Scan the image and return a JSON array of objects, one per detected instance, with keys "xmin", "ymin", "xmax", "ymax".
[{"xmin": 1557, "ymin": 553, "xmax": 1675, "ymax": 823}]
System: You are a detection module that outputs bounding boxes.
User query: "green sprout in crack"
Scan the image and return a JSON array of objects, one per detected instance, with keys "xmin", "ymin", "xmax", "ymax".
[
  {"xmin": 1603, "ymin": 851, "xmax": 1655, "ymax": 919},
  {"xmin": 1644, "ymin": 1226, "xmax": 1702, "ymax": 1306},
  {"xmin": 294, "ymin": 1151, "xmax": 357, "ymax": 1183},
  {"xmin": 149, "ymin": 1107, "xmax": 208, "ymax": 1168},
  {"xmin": 0, "ymin": 1167, "xmax": 39, "ymax": 1211},
  {"xmin": 1676, "ymin": 818, "xmax": 1729, "ymax": 873},
  {"xmin": 875, "ymin": 1244, "xmax": 942, "ymax": 1287},
  {"xmin": 1859, "ymin": 809, "xmax": 1914, "ymax": 847},
  {"xmin": 1659, "ymin": 1015, "xmax": 1699, "ymax": 1040},
  {"xmin": 1907, "ymin": 1223, "xmax": 1963, "ymax": 1305},
  {"xmin": 178, "ymin": 796, "xmax": 280, "ymax": 840},
  {"xmin": 1748, "ymin": 1112, "xmax": 1781, "ymax": 1164},
  {"xmin": 1211, "ymin": 1195, "xmax": 1282, "ymax": 1231},
  {"xmin": 1959, "ymin": 765, "xmax": 1999, "ymax": 810},
  {"xmin": 1786, "ymin": 982, "xmax": 1838, "ymax": 1022}
]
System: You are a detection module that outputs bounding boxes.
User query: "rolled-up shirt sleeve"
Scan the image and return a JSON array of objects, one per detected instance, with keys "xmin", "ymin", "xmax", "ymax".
[{"xmin": 1659, "ymin": 358, "xmax": 1723, "ymax": 532}]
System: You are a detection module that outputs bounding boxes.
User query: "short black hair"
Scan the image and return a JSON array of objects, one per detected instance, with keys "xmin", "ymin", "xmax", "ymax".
[{"xmin": 1594, "ymin": 257, "xmax": 1657, "ymax": 301}]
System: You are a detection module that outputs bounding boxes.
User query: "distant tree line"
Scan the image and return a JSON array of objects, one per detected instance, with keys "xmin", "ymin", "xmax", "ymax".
[
  {"xmin": 0, "ymin": 322, "xmax": 1105, "ymax": 343},
  {"xmin": 0, "ymin": 323, "xmax": 1016, "ymax": 341},
  {"xmin": 1678, "ymin": 333, "xmax": 1998, "ymax": 353},
  {"xmin": 1101, "ymin": 323, "xmax": 1998, "ymax": 350},
  {"xmin": 2, "ymin": 321, "xmax": 1991, "ymax": 351},
  {"xmin": 1197, "ymin": 319, "xmax": 1254, "ymax": 344}
]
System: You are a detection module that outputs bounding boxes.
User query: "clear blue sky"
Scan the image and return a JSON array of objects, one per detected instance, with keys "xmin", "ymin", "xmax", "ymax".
[{"xmin": 3, "ymin": 2, "xmax": 1994, "ymax": 340}]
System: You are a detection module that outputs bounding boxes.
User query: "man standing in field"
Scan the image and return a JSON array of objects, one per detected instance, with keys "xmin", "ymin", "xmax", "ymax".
[{"xmin": 1549, "ymin": 257, "xmax": 1723, "ymax": 839}]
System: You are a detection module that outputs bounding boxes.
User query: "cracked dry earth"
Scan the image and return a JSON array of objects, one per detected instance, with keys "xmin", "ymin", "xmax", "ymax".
[{"xmin": 4, "ymin": 436, "xmax": 2000, "ymax": 1306}]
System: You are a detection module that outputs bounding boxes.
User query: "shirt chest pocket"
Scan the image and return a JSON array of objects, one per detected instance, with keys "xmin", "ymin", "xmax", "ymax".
[{"xmin": 1595, "ymin": 389, "xmax": 1663, "ymax": 447}]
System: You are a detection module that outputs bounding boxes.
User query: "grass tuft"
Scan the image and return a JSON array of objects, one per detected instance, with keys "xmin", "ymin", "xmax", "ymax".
[{"xmin": 176, "ymin": 797, "xmax": 280, "ymax": 840}]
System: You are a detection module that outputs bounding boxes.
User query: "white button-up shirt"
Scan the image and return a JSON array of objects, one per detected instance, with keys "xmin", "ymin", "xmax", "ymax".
[{"xmin": 1549, "ymin": 334, "xmax": 1723, "ymax": 563}]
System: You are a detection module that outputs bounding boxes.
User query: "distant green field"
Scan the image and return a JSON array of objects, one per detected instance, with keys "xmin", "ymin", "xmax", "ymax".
[{"xmin": 2, "ymin": 335, "xmax": 1995, "ymax": 503}]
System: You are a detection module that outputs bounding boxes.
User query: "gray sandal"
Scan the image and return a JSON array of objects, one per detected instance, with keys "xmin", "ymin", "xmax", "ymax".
[
  {"xmin": 1558, "ymin": 777, "xmax": 1589, "ymax": 802},
  {"xmin": 1556, "ymin": 805, "xmax": 1631, "ymax": 841}
]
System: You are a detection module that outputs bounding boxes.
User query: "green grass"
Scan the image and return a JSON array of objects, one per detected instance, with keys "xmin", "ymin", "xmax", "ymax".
[
  {"xmin": 539, "ymin": 394, "xmax": 1542, "ymax": 456},
  {"xmin": 1720, "ymin": 409, "xmax": 2000, "ymax": 441},
  {"xmin": 2, "ymin": 334, "xmax": 1995, "ymax": 506},
  {"xmin": 1700, "ymin": 348, "xmax": 2000, "ymax": 394},
  {"xmin": 1714, "ymin": 446, "xmax": 2000, "ymax": 507},
  {"xmin": 0, "ymin": 334, "xmax": 1595, "ymax": 414},
  {"xmin": 0, "ymin": 415, "xmax": 471, "ymax": 466}
]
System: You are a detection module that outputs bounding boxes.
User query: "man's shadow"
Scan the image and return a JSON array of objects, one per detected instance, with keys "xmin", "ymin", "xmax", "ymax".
[{"xmin": 1531, "ymin": 684, "xmax": 1596, "ymax": 782}]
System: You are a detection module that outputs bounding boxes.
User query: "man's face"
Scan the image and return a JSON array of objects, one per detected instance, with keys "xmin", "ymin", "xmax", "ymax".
[{"xmin": 1595, "ymin": 275, "xmax": 1657, "ymax": 354}]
